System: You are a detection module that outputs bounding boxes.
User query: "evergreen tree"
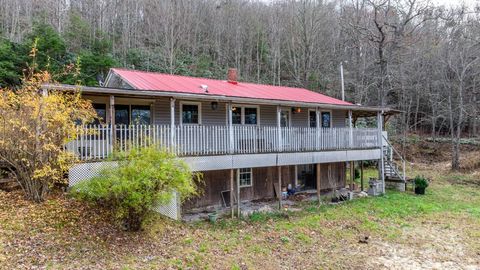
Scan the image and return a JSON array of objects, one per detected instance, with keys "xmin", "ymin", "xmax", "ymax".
[
  {"xmin": 23, "ymin": 23, "xmax": 67, "ymax": 75},
  {"xmin": 0, "ymin": 38, "xmax": 25, "ymax": 87}
]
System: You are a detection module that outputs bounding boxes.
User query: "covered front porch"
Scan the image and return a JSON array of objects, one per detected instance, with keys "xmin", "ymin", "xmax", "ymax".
[
  {"xmin": 48, "ymin": 84, "xmax": 394, "ymax": 162},
  {"xmin": 66, "ymin": 124, "xmax": 381, "ymax": 161}
]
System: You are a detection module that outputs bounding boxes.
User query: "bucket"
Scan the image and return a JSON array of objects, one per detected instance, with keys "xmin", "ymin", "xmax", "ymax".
[{"xmin": 208, "ymin": 213, "xmax": 218, "ymax": 223}]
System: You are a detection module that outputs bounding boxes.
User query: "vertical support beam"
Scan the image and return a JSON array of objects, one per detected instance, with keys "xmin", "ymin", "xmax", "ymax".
[
  {"xmin": 316, "ymin": 163, "xmax": 321, "ymax": 205},
  {"xmin": 348, "ymin": 110, "xmax": 353, "ymax": 148},
  {"xmin": 276, "ymin": 105, "xmax": 282, "ymax": 152},
  {"xmin": 294, "ymin": 165, "xmax": 298, "ymax": 187},
  {"xmin": 316, "ymin": 107, "xmax": 320, "ymax": 150},
  {"xmin": 230, "ymin": 169, "xmax": 234, "ymax": 218},
  {"xmin": 228, "ymin": 102, "xmax": 234, "ymax": 154},
  {"xmin": 350, "ymin": 161, "xmax": 355, "ymax": 190},
  {"xmin": 170, "ymin": 98, "xmax": 175, "ymax": 149},
  {"xmin": 377, "ymin": 111, "xmax": 385, "ymax": 194},
  {"xmin": 236, "ymin": 168, "xmax": 241, "ymax": 217},
  {"xmin": 360, "ymin": 160, "xmax": 364, "ymax": 191},
  {"xmin": 278, "ymin": 166, "xmax": 282, "ymax": 209},
  {"xmin": 109, "ymin": 95, "xmax": 115, "ymax": 151}
]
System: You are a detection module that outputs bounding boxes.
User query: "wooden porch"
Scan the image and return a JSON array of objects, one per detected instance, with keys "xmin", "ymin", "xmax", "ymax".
[{"xmin": 66, "ymin": 125, "xmax": 380, "ymax": 161}]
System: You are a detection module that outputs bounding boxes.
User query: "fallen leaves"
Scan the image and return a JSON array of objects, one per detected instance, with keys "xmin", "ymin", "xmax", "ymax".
[{"xmin": 1, "ymin": 161, "xmax": 480, "ymax": 269}]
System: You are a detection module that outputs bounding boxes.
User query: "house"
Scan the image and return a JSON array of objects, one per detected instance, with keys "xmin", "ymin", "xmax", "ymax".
[{"xmin": 49, "ymin": 68, "xmax": 405, "ymax": 219}]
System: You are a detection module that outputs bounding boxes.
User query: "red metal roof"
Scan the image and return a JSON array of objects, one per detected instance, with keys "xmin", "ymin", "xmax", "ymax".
[{"xmin": 110, "ymin": 68, "xmax": 352, "ymax": 106}]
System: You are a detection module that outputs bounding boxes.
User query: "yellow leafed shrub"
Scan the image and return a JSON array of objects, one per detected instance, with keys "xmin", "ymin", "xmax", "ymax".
[{"xmin": 0, "ymin": 51, "xmax": 95, "ymax": 202}]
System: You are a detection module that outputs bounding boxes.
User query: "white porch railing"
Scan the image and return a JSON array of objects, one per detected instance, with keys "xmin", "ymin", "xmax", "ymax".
[{"xmin": 67, "ymin": 125, "xmax": 380, "ymax": 161}]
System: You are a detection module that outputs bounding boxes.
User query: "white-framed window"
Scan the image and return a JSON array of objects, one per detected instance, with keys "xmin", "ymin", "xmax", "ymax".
[
  {"xmin": 114, "ymin": 104, "xmax": 152, "ymax": 125},
  {"xmin": 230, "ymin": 105, "xmax": 259, "ymax": 125},
  {"xmin": 238, "ymin": 168, "xmax": 253, "ymax": 187},
  {"xmin": 308, "ymin": 109, "xmax": 332, "ymax": 128},
  {"xmin": 180, "ymin": 101, "xmax": 202, "ymax": 125},
  {"xmin": 321, "ymin": 111, "xmax": 332, "ymax": 128}
]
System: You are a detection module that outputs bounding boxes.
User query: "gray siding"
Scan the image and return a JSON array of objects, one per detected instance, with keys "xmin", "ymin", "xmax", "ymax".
[
  {"xmin": 153, "ymin": 98, "xmax": 170, "ymax": 125},
  {"xmin": 291, "ymin": 109, "xmax": 309, "ymax": 127},
  {"xmin": 154, "ymin": 97, "xmax": 227, "ymax": 125},
  {"xmin": 332, "ymin": 110, "xmax": 347, "ymax": 128},
  {"xmin": 198, "ymin": 100, "xmax": 227, "ymax": 125},
  {"xmin": 154, "ymin": 96, "xmax": 346, "ymax": 128},
  {"xmin": 260, "ymin": 105, "xmax": 277, "ymax": 126},
  {"xmin": 261, "ymin": 106, "xmax": 346, "ymax": 128}
]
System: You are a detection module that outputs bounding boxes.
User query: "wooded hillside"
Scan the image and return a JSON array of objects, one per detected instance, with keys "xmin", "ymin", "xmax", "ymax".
[{"xmin": 0, "ymin": 0, "xmax": 479, "ymax": 168}]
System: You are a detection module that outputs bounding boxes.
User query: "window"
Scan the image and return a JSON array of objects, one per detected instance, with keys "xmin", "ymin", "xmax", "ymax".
[
  {"xmin": 232, "ymin": 106, "xmax": 242, "ymax": 124},
  {"xmin": 114, "ymin": 104, "xmax": 152, "ymax": 125},
  {"xmin": 115, "ymin": 105, "xmax": 130, "ymax": 125},
  {"xmin": 309, "ymin": 110, "xmax": 317, "ymax": 128},
  {"xmin": 244, "ymin": 107, "xmax": 258, "ymax": 125},
  {"xmin": 230, "ymin": 105, "xmax": 259, "ymax": 125},
  {"xmin": 181, "ymin": 103, "xmax": 200, "ymax": 124},
  {"xmin": 321, "ymin": 111, "xmax": 331, "ymax": 128},
  {"xmin": 131, "ymin": 105, "xmax": 151, "ymax": 125},
  {"xmin": 238, "ymin": 168, "xmax": 253, "ymax": 187},
  {"xmin": 92, "ymin": 103, "xmax": 106, "ymax": 125}
]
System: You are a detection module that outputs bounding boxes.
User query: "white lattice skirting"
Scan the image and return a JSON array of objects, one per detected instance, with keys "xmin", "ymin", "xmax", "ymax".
[{"xmin": 69, "ymin": 162, "xmax": 181, "ymax": 220}]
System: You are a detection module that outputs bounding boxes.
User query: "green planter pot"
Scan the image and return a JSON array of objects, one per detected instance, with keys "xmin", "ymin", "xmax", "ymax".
[
  {"xmin": 208, "ymin": 213, "xmax": 218, "ymax": 223},
  {"xmin": 415, "ymin": 187, "xmax": 426, "ymax": 195}
]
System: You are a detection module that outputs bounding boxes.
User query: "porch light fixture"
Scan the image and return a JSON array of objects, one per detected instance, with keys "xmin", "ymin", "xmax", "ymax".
[
  {"xmin": 292, "ymin": 107, "xmax": 302, "ymax": 114},
  {"xmin": 211, "ymin": 101, "xmax": 219, "ymax": 110}
]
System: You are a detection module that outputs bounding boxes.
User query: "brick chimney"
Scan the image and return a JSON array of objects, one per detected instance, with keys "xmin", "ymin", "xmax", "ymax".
[{"xmin": 227, "ymin": 68, "xmax": 238, "ymax": 84}]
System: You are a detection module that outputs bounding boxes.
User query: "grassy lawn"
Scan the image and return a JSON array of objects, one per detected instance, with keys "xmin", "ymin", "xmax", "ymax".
[{"xmin": 1, "ymin": 162, "xmax": 479, "ymax": 269}]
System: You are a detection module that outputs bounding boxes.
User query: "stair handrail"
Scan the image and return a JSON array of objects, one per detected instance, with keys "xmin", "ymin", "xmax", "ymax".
[{"xmin": 382, "ymin": 135, "xmax": 406, "ymax": 181}]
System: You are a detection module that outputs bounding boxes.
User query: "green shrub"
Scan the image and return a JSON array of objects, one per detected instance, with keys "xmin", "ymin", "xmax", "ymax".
[
  {"xmin": 414, "ymin": 175, "xmax": 429, "ymax": 189},
  {"xmin": 71, "ymin": 146, "xmax": 202, "ymax": 231}
]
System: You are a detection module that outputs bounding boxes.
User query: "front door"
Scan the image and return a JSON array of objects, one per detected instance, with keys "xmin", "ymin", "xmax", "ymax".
[
  {"xmin": 280, "ymin": 109, "xmax": 290, "ymax": 148},
  {"xmin": 280, "ymin": 109, "xmax": 290, "ymax": 127}
]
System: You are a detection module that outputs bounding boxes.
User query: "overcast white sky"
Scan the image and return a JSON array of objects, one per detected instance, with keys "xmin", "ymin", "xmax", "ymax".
[
  {"xmin": 433, "ymin": 0, "xmax": 478, "ymax": 8},
  {"xmin": 260, "ymin": 0, "xmax": 478, "ymax": 8}
]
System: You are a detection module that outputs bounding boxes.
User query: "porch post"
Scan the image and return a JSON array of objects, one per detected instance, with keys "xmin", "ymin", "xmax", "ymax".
[
  {"xmin": 350, "ymin": 161, "xmax": 355, "ymax": 190},
  {"xmin": 316, "ymin": 107, "xmax": 320, "ymax": 150},
  {"xmin": 109, "ymin": 95, "xmax": 115, "ymax": 152},
  {"xmin": 348, "ymin": 110, "xmax": 353, "ymax": 148},
  {"xmin": 294, "ymin": 165, "xmax": 298, "ymax": 187},
  {"xmin": 170, "ymin": 98, "xmax": 175, "ymax": 150},
  {"xmin": 316, "ymin": 163, "xmax": 321, "ymax": 205},
  {"xmin": 228, "ymin": 102, "xmax": 234, "ymax": 154},
  {"xmin": 230, "ymin": 169, "xmax": 235, "ymax": 218},
  {"xmin": 276, "ymin": 106, "xmax": 282, "ymax": 152},
  {"xmin": 278, "ymin": 166, "xmax": 282, "ymax": 209},
  {"xmin": 377, "ymin": 111, "xmax": 385, "ymax": 194},
  {"xmin": 360, "ymin": 160, "xmax": 364, "ymax": 191}
]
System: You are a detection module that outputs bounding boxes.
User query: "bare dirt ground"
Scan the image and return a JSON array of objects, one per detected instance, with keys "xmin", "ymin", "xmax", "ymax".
[{"xmin": 370, "ymin": 218, "xmax": 480, "ymax": 270}]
